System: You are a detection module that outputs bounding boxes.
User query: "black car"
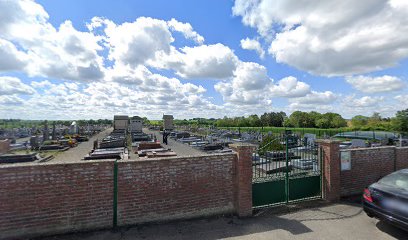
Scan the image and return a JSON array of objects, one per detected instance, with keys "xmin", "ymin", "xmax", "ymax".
[{"xmin": 363, "ymin": 169, "xmax": 408, "ymax": 231}]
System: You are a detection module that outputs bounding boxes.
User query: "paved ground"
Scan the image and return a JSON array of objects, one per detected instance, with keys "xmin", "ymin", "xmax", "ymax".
[
  {"xmin": 49, "ymin": 128, "xmax": 112, "ymax": 163},
  {"xmin": 143, "ymin": 128, "xmax": 205, "ymax": 157},
  {"xmin": 36, "ymin": 202, "xmax": 406, "ymax": 240}
]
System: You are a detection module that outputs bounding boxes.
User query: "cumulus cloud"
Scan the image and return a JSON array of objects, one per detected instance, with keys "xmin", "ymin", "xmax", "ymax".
[
  {"xmin": 214, "ymin": 63, "xmax": 312, "ymax": 105},
  {"xmin": 0, "ymin": 39, "xmax": 28, "ymax": 72},
  {"xmin": 346, "ymin": 75, "xmax": 405, "ymax": 93},
  {"xmin": 0, "ymin": 1, "xmax": 105, "ymax": 81},
  {"xmin": 100, "ymin": 17, "xmax": 173, "ymax": 67},
  {"xmin": 214, "ymin": 62, "xmax": 272, "ymax": 104},
  {"xmin": 395, "ymin": 94, "xmax": 408, "ymax": 108},
  {"xmin": 240, "ymin": 38, "xmax": 265, "ymax": 58},
  {"xmin": 153, "ymin": 43, "xmax": 239, "ymax": 79},
  {"xmin": 269, "ymin": 76, "xmax": 310, "ymax": 98},
  {"xmin": 0, "ymin": 76, "xmax": 35, "ymax": 95},
  {"xmin": 167, "ymin": 18, "xmax": 204, "ymax": 44},
  {"xmin": 0, "ymin": 95, "xmax": 24, "ymax": 106},
  {"xmin": 233, "ymin": 0, "xmax": 408, "ymax": 76},
  {"xmin": 90, "ymin": 16, "xmax": 232, "ymax": 80},
  {"xmin": 290, "ymin": 91, "xmax": 337, "ymax": 105},
  {"xmin": 343, "ymin": 95, "xmax": 384, "ymax": 108}
]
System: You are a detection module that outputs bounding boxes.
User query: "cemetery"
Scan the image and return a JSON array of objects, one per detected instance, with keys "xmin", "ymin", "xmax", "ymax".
[
  {"xmin": 0, "ymin": 120, "xmax": 108, "ymax": 164},
  {"xmin": 0, "ymin": 114, "xmax": 405, "ymax": 169}
]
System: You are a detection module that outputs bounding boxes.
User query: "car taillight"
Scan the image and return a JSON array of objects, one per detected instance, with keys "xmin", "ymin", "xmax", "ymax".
[{"xmin": 363, "ymin": 188, "xmax": 373, "ymax": 202}]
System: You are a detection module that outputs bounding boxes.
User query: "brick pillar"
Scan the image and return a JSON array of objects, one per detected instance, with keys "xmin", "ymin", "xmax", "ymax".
[
  {"xmin": 230, "ymin": 143, "xmax": 255, "ymax": 217},
  {"xmin": 316, "ymin": 140, "xmax": 341, "ymax": 202}
]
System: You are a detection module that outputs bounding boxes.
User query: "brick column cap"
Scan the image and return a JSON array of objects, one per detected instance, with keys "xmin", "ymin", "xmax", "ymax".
[
  {"xmin": 229, "ymin": 143, "xmax": 257, "ymax": 148},
  {"xmin": 229, "ymin": 143, "xmax": 257, "ymax": 152}
]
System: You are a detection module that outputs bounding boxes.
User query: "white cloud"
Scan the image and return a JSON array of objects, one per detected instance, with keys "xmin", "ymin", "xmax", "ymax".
[
  {"xmin": 269, "ymin": 76, "xmax": 310, "ymax": 98},
  {"xmin": 0, "ymin": 0, "xmax": 51, "ymax": 44},
  {"xmin": 343, "ymin": 95, "xmax": 384, "ymax": 108},
  {"xmin": 395, "ymin": 94, "xmax": 408, "ymax": 103},
  {"xmin": 240, "ymin": 38, "xmax": 265, "ymax": 58},
  {"xmin": 233, "ymin": 0, "xmax": 408, "ymax": 76},
  {"xmin": 167, "ymin": 18, "xmax": 204, "ymax": 44},
  {"xmin": 31, "ymin": 80, "xmax": 52, "ymax": 88},
  {"xmin": 100, "ymin": 17, "xmax": 173, "ymax": 67},
  {"xmin": 290, "ymin": 91, "xmax": 337, "ymax": 105},
  {"xmin": 155, "ymin": 43, "xmax": 239, "ymax": 79},
  {"xmin": 214, "ymin": 63, "xmax": 312, "ymax": 105},
  {"xmin": 0, "ymin": 95, "xmax": 24, "ymax": 106},
  {"xmin": 0, "ymin": 39, "xmax": 28, "ymax": 72},
  {"xmin": 346, "ymin": 75, "xmax": 405, "ymax": 93},
  {"xmin": 287, "ymin": 90, "xmax": 337, "ymax": 112},
  {"xmin": 232, "ymin": 62, "xmax": 270, "ymax": 90},
  {"xmin": 0, "ymin": 76, "xmax": 35, "ymax": 95},
  {"xmin": 0, "ymin": 1, "xmax": 105, "ymax": 82},
  {"xmin": 394, "ymin": 95, "xmax": 408, "ymax": 108},
  {"xmin": 214, "ymin": 62, "xmax": 272, "ymax": 105}
]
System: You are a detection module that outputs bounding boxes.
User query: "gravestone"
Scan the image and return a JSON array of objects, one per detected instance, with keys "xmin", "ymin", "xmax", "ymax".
[
  {"xmin": 52, "ymin": 122, "xmax": 56, "ymax": 140},
  {"xmin": 351, "ymin": 139, "xmax": 366, "ymax": 148},
  {"xmin": 30, "ymin": 136, "xmax": 39, "ymax": 150},
  {"xmin": 43, "ymin": 120, "xmax": 49, "ymax": 141}
]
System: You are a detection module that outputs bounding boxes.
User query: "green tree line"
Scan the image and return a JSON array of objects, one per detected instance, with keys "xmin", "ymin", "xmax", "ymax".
[{"xmin": 207, "ymin": 109, "xmax": 408, "ymax": 133}]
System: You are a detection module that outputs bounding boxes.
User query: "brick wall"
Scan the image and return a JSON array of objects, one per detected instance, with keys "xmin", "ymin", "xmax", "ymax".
[
  {"xmin": 0, "ymin": 152, "xmax": 249, "ymax": 239},
  {"xmin": 318, "ymin": 140, "xmax": 341, "ymax": 201},
  {"xmin": 117, "ymin": 153, "xmax": 237, "ymax": 225},
  {"xmin": 396, "ymin": 147, "xmax": 408, "ymax": 170},
  {"xmin": 340, "ymin": 146, "xmax": 408, "ymax": 196},
  {"xmin": 0, "ymin": 161, "xmax": 114, "ymax": 239}
]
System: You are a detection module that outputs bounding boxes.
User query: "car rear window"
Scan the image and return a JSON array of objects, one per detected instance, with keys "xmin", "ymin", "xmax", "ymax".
[{"xmin": 378, "ymin": 172, "xmax": 408, "ymax": 191}]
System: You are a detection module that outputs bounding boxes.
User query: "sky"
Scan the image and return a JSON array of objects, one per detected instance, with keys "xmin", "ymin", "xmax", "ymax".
[{"xmin": 0, "ymin": 0, "xmax": 408, "ymax": 120}]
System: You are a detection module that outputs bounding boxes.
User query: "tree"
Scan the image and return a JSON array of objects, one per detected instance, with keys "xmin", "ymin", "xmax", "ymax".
[
  {"xmin": 351, "ymin": 115, "xmax": 369, "ymax": 129},
  {"xmin": 248, "ymin": 114, "xmax": 262, "ymax": 127},
  {"xmin": 332, "ymin": 115, "xmax": 347, "ymax": 128},
  {"xmin": 316, "ymin": 118, "xmax": 330, "ymax": 128},
  {"xmin": 288, "ymin": 111, "xmax": 315, "ymax": 128},
  {"xmin": 391, "ymin": 109, "xmax": 408, "ymax": 133}
]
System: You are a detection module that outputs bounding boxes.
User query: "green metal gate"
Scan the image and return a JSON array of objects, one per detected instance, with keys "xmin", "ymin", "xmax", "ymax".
[{"xmin": 252, "ymin": 132, "xmax": 322, "ymax": 208}]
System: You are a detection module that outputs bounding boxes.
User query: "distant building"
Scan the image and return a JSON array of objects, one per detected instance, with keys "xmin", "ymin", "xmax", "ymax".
[
  {"xmin": 130, "ymin": 116, "xmax": 143, "ymax": 133},
  {"xmin": 163, "ymin": 115, "xmax": 174, "ymax": 130},
  {"xmin": 114, "ymin": 115, "xmax": 129, "ymax": 130}
]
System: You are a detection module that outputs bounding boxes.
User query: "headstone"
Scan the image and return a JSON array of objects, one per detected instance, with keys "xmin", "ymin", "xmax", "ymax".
[
  {"xmin": 52, "ymin": 122, "xmax": 56, "ymax": 140},
  {"xmin": 351, "ymin": 139, "xmax": 366, "ymax": 148},
  {"xmin": 43, "ymin": 120, "xmax": 49, "ymax": 141},
  {"xmin": 30, "ymin": 136, "xmax": 39, "ymax": 150}
]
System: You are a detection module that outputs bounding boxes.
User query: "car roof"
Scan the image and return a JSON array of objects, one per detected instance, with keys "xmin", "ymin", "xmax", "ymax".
[{"xmin": 397, "ymin": 169, "xmax": 408, "ymax": 174}]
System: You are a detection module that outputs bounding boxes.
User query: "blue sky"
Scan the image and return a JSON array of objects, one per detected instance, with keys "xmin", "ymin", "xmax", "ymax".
[{"xmin": 0, "ymin": 0, "xmax": 407, "ymax": 120}]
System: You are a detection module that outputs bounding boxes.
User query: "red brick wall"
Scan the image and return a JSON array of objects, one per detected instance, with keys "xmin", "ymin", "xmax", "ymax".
[
  {"xmin": 229, "ymin": 144, "xmax": 254, "ymax": 217},
  {"xmin": 0, "ymin": 161, "xmax": 114, "ymax": 239},
  {"xmin": 117, "ymin": 153, "xmax": 238, "ymax": 225},
  {"xmin": 317, "ymin": 140, "xmax": 341, "ymax": 201},
  {"xmin": 0, "ymin": 152, "xmax": 249, "ymax": 239},
  {"xmin": 396, "ymin": 147, "xmax": 408, "ymax": 170},
  {"xmin": 340, "ymin": 147, "xmax": 396, "ymax": 196}
]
